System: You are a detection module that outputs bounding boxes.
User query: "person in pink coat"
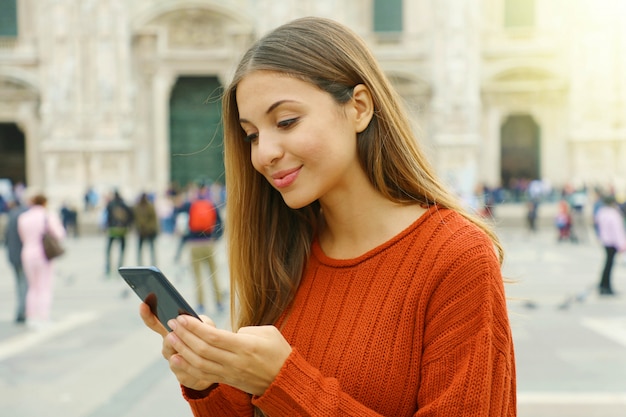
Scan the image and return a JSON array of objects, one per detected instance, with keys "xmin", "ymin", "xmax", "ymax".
[{"xmin": 17, "ymin": 193, "xmax": 66, "ymax": 327}]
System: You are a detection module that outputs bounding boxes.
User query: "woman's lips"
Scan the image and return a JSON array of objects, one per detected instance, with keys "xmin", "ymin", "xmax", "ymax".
[{"xmin": 271, "ymin": 167, "xmax": 301, "ymax": 188}]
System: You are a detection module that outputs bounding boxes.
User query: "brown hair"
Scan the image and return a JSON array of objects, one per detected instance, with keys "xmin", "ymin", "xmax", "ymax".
[
  {"xmin": 32, "ymin": 194, "xmax": 47, "ymax": 206},
  {"xmin": 223, "ymin": 17, "xmax": 504, "ymax": 331}
]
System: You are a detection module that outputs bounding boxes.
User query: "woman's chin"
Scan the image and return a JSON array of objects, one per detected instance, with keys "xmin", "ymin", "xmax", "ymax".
[{"xmin": 279, "ymin": 192, "xmax": 313, "ymax": 210}]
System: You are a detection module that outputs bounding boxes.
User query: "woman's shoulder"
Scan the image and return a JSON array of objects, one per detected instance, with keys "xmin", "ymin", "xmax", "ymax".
[
  {"xmin": 20, "ymin": 205, "xmax": 45, "ymax": 217},
  {"xmin": 418, "ymin": 206, "xmax": 485, "ymax": 237},
  {"xmin": 415, "ymin": 206, "xmax": 495, "ymax": 257}
]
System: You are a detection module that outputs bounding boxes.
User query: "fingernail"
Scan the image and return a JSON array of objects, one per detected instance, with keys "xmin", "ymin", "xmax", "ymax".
[
  {"xmin": 177, "ymin": 315, "xmax": 187, "ymax": 325},
  {"xmin": 168, "ymin": 319, "xmax": 177, "ymax": 330},
  {"xmin": 167, "ymin": 332, "xmax": 179, "ymax": 344}
]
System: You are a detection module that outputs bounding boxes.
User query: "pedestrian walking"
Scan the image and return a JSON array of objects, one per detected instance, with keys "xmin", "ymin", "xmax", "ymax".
[
  {"xmin": 133, "ymin": 192, "xmax": 159, "ymax": 266},
  {"xmin": 172, "ymin": 190, "xmax": 192, "ymax": 263},
  {"xmin": 139, "ymin": 17, "xmax": 516, "ymax": 416},
  {"xmin": 555, "ymin": 199, "xmax": 576, "ymax": 242},
  {"xmin": 4, "ymin": 199, "xmax": 28, "ymax": 324},
  {"xmin": 104, "ymin": 190, "xmax": 133, "ymax": 276},
  {"xmin": 60, "ymin": 201, "xmax": 79, "ymax": 237},
  {"xmin": 526, "ymin": 199, "xmax": 539, "ymax": 232},
  {"xmin": 595, "ymin": 194, "xmax": 626, "ymax": 296},
  {"xmin": 569, "ymin": 186, "xmax": 588, "ymax": 242},
  {"xmin": 17, "ymin": 192, "xmax": 66, "ymax": 328},
  {"xmin": 186, "ymin": 193, "xmax": 224, "ymax": 314}
]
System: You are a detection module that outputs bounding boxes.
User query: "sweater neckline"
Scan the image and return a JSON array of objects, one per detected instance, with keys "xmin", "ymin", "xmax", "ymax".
[{"xmin": 312, "ymin": 204, "xmax": 442, "ymax": 267}]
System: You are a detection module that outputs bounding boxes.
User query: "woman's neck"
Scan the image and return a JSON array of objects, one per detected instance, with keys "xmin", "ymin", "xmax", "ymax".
[{"xmin": 318, "ymin": 191, "xmax": 427, "ymax": 259}]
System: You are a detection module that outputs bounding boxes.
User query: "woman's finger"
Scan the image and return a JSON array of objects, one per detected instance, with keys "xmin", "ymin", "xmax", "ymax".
[
  {"xmin": 166, "ymin": 328, "xmax": 226, "ymax": 383},
  {"xmin": 139, "ymin": 302, "xmax": 168, "ymax": 337},
  {"xmin": 168, "ymin": 353, "xmax": 221, "ymax": 391},
  {"xmin": 167, "ymin": 317, "xmax": 235, "ymax": 373},
  {"xmin": 198, "ymin": 314, "xmax": 216, "ymax": 327}
]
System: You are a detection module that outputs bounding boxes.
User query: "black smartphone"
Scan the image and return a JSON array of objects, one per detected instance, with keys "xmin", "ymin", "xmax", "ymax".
[{"xmin": 118, "ymin": 266, "xmax": 200, "ymax": 331}]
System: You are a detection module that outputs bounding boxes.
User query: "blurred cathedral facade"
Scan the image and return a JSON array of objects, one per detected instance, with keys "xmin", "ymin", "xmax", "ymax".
[{"xmin": 0, "ymin": 0, "xmax": 625, "ymax": 208}]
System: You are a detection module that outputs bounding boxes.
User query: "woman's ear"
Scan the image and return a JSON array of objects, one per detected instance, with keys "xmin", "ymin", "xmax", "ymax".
[{"xmin": 351, "ymin": 84, "xmax": 374, "ymax": 133}]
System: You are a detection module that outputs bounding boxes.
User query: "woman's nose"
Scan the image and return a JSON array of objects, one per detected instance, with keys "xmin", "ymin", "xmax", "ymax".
[{"xmin": 254, "ymin": 133, "xmax": 284, "ymax": 166}]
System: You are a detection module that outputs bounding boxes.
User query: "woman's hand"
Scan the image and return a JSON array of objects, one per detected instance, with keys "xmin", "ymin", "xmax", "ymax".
[
  {"xmin": 166, "ymin": 314, "xmax": 293, "ymax": 396},
  {"xmin": 139, "ymin": 302, "xmax": 219, "ymax": 391}
]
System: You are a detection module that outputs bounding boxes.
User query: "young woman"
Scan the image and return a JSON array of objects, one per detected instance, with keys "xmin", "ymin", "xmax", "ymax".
[
  {"xmin": 141, "ymin": 16, "xmax": 516, "ymax": 416},
  {"xmin": 18, "ymin": 192, "xmax": 66, "ymax": 328}
]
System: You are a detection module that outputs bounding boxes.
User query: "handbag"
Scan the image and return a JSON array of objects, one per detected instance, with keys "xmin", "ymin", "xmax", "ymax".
[{"xmin": 42, "ymin": 217, "xmax": 65, "ymax": 260}]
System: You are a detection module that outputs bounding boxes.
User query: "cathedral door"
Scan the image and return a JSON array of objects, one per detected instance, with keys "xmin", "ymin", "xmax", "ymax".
[
  {"xmin": 169, "ymin": 76, "xmax": 224, "ymax": 189},
  {"xmin": 500, "ymin": 114, "xmax": 540, "ymax": 189},
  {"xmin": 0, "ymin": 122, "xmax": 26, "ymax": 186}
]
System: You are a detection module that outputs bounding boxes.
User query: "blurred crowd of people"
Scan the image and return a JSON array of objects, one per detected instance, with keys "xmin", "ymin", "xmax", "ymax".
[
  {"xmin": 466, "ymin": 179, "xmax": 626, "ymax": 297},
  {"xmin": 2, "ymin": 176, "xmax": 625, "ymax": 328},
  {"xmin": 1, "ymin": 180, "xmax": 227, "ymax": 328}
]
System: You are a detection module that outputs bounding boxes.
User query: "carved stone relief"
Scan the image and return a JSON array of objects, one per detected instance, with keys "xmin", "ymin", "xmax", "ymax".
[
  {"xmin": 47, "ymin": 153, "xmax": 82, "ymax": 183},
  {"xmin": 0, "ymin": 79, "xmax": 38, "ymax": 101},
  {"xmin": 155, "ymin": 10, "xmax": 226, "ymax": 49}
]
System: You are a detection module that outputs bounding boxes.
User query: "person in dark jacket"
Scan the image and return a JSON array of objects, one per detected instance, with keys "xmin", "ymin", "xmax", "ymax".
[
  {"xmin": 4, "ymin": 200, "xmax": 28, "ymax": 323},
  {"xmin": 104, "ymin": 190, "xmax": 133, "ymax": 276},
  {"xmin": 133, "ymin": 192, "xmax": 159, "ymax": 265}
]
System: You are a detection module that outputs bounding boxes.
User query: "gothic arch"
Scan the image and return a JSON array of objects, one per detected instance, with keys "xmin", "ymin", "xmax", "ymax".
[
  {"xmin": 483, "ymin": 65, "xmax": 567, "ymax": 93},
  {"xmin": 386, "ymin": 72, "xmax": 432, "ymax": 97},
  {"xmin": 130, "ymin": 0, "xmax": 254, "ymax": 33},
  {"xmin": 0, "ymin": 71, "xmax": 40, "ymax": 94}
]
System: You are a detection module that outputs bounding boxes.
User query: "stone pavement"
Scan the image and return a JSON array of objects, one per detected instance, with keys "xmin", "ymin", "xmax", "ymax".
[
  {"xmin": 1, "ymin": 218, "xmax": 625, "ymax": 417},
  {"xmin": 497, "ymin": 224, "xmax": 626, "ymax": 417}
]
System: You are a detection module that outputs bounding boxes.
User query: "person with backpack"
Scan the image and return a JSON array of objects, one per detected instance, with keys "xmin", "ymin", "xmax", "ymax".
[
  {"xmin": 186, "ymin": 192, "xmax": 224, "ymax": 314},
  {"xmin": 133, "ymin": 192, "xmax": 159, "ymax": 265},
  {"xmin": 104, "ymin": 190, "xmax": 133, "ymax": 276}
]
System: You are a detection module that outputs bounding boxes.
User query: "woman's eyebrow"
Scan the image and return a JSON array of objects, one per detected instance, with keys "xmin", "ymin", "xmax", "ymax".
[
  {"xmin": 239, "ymin": 100, "xmax": 299, "ymax": 124},
  {"xmin": 266, "ymin": 99, "xmax": 297, "ymax": 114}
]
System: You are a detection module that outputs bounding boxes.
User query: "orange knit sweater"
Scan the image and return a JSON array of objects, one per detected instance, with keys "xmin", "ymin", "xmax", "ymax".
[{"xmin": 184, "ymin": 206, "xmax": 517, "ymax": 416}]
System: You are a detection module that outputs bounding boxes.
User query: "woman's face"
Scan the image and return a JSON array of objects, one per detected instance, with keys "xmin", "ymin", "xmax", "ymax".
[{"xmin": 236, "ymin": 71, "xmax": 367, "ymax": 209}]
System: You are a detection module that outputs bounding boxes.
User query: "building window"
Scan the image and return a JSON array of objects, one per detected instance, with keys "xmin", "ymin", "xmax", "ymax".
[
  {"xmin": 373, "ymin": 0, "xmax": 403, "ymax": 33},
  {"xmin": 504, "ymin": 0, "xmax": 535, "ymax": 28},
  {"xmin": 0, "ymin": 0, "xmax": 18, "ymax": 37}
]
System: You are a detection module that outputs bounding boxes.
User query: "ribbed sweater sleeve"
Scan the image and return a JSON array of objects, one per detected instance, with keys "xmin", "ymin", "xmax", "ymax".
[
  {"xmin": 183, "ymin": 384, "xmax": 253, "ymax": 416},
  {"xmin": 416, "ymin": 218, "xmax": 516, "ymax": 416},
  {"xmin": 252, "ymin": 348, "xmax": 383, "ymax": 415},
  {"xmin": 183, "ymin": 207, "xmax": 516, "ymax": 416}
]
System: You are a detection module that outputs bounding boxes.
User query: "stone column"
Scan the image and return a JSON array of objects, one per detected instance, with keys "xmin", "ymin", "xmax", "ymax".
[
  {"xmin": 152, "ymin": 69, "xmax": 176, "ymax": 195},
  {"xmin": 429, "ymin": 0, "xmax": 482, "ymax": 198}
]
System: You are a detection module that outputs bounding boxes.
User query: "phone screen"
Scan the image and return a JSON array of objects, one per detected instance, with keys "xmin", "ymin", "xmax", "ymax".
[{"xmin": 118, "ymin": 266, "xmax": 199, "ymax": 331}]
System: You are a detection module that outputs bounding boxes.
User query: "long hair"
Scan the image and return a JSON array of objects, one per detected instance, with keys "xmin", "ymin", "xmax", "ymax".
[{"xmin": 223, "ymin": 17, "xmax": 504, "ymax": 331}]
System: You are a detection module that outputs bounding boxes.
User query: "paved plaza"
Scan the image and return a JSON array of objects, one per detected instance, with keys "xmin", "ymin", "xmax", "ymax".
[{"xmin": 1, "ymin": 210, "xmax": 625, "ymax": 417}]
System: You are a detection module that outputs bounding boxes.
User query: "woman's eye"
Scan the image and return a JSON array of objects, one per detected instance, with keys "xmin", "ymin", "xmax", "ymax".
[
  {"xmin": 243, "ymin": 132, "xmax": 258, "ymax": 143},
  {"xmin": 277, "ymin": 118, "xmax": 298, "ymax": 129}
]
